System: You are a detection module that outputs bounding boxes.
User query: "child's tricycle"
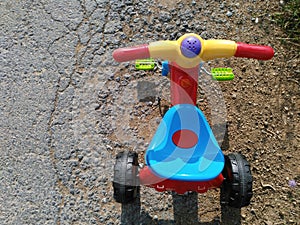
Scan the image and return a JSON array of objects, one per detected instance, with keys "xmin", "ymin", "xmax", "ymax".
[{"xmin": 112, "ymin": 33, "xmax": 274, "ymax": 208}]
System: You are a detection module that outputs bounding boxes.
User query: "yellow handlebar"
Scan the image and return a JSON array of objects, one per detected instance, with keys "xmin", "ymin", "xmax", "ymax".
[
  {"xmin": 113, "ymin": 33, "xmax": 274, "ymax": 68},
  {"xmin": 200, "ymin": 40, "xmax": 237, "ymax": 61},
  {"xmin": 148, "ymin": 34, "xmax": 237, "ymax": 68}
]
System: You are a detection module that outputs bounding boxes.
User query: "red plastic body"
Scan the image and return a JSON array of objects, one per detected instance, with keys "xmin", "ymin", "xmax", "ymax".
[
  {"xmin": 138, "ymin": 62, "xmax": 222, "ymax": 194},
  {"xmin": 170, "ymin": 63, "xmax": 199, "ymax": 106},
  {"xmin": 139, "ymin": 166, "xmax": 224, "ymax": 194},
  {"xmin": 235, "ymin": 42, "xmax": 274, "ymax": 60},
  {"xmin": 172, "ymin": 129, "xmax": 198, "ymax": 148},
  {"xmin": 113, "ymin": 44, "xmax": 150, "ymax": 62}
]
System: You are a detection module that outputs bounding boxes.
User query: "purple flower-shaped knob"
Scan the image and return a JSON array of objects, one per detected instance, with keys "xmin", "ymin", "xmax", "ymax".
[{"xmin": 180, "ymin": 36, "xmax": 201, "ymax": 58}]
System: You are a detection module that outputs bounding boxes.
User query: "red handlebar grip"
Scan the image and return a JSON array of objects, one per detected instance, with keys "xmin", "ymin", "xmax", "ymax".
[
  {"xmin": 235, "ymin": 42, "xmax": 274, "ymax": 60},
  {"xmin": 112, "ymin": 44, "xmax": 150, "ymax": 62}
]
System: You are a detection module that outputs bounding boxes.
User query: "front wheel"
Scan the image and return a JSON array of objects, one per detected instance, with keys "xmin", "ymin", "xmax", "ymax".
[
  {"xmin": 220, "ymin": 153, "xmax": 253, "ymax": 208},
  {"xmin": 113, "ymin": 151, "xmax": 139, "ymax": 204}
]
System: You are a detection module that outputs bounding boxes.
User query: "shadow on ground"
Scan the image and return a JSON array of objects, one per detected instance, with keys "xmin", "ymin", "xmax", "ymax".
[{"xmin": 121, "ymin": 192, "xmax": 241, "ymax": 225}]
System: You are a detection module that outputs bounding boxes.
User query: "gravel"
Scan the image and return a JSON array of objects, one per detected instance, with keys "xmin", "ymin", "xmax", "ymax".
[{"xmin": 1, "ymin": 0, "xmax": 299, "ymax": 224}]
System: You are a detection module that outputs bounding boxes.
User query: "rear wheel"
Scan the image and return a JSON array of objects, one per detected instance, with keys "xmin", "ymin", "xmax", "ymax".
[
  {"xmin": 220, "ymin": 153, "xmax": 253, "ymax": 208},
  {"xmin": 113, "ymin": 151, "xmax": 139, "ymax": 204}
]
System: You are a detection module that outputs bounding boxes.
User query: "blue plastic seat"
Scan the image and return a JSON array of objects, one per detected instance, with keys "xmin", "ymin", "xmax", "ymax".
[{"xmin": 145, "ymin": 104, "xmax": 224, "ymax": 181}]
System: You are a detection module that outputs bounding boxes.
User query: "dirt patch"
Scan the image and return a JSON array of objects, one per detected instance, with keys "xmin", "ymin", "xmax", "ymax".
[{"xmin": 108, "ymin": 0, "xmax": 299, "ymax": 224}]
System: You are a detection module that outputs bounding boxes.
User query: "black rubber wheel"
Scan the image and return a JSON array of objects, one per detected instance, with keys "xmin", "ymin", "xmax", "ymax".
[
  {"xmin": 113, "ymin": 151, "xmax": 139, "ymax": 204},
  {"xmin": 220, "ymin": 153, "xmax": 253, "ymax": 208}
]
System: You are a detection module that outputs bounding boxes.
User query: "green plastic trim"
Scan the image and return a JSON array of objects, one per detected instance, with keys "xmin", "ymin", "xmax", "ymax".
[
  {"xmin": 211, "ymin": 68, "xmax": 234, "ymax": 81},
  {"xmin": 135, "ymin": 58, "xmax": 155, "ymax": 70}
]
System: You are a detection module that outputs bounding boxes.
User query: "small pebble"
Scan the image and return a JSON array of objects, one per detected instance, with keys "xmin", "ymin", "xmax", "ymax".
[{"xmin": 226, "ymin": 11, "xmax": 233, "ymax": 17}]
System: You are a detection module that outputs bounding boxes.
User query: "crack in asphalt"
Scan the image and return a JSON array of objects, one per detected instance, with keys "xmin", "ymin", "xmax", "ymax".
[
  {"xmin": 43, "ymin": 1, "xmax": 111, "ymax": 223},
  {"xmin": 91, "ymin": 1, "xmax": 111, "ymax": 56},
  {"xmin": 41, "ymin": 2, "xmax": 74, "ymax": 223},
  {"xmin": 47, "ymin": 79, "xmax": 64, "ymax": 224}
]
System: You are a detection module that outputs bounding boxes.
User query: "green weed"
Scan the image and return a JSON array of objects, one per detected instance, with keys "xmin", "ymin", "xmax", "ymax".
[{"xmin": 272, "ymin": 0, "xmax": 300, "ymax": 44}]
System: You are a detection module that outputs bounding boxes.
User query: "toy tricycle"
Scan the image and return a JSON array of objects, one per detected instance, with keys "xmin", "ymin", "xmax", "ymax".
[{"xmin": 112, "ymin": 33, "xmax": 274, "ymax": 208}]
